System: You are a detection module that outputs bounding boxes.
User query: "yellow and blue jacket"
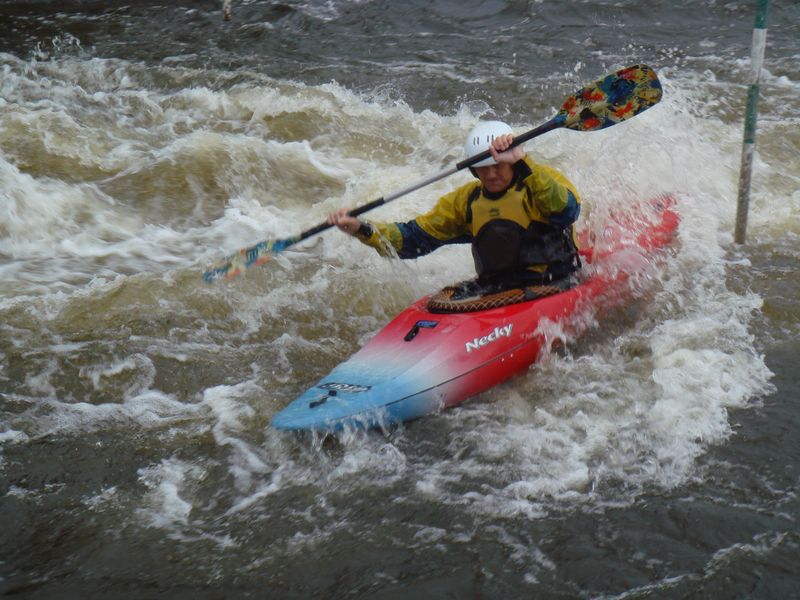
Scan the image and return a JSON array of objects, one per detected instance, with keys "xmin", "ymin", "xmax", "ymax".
[{"xmin": 355, "ymin": 155, "xmax": 581, "ymax": 281}]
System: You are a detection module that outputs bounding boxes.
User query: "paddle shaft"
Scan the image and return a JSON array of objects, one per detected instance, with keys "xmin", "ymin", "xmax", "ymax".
[{"xmin": 295, "ymin": 117, "xmax": 562, "ymax": 243}]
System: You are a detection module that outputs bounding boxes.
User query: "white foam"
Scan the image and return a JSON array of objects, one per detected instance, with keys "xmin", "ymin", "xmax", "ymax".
[
  {"xmin": 137, "ymin": 457, "xmax": 205, "ymax": 528},
  {"xmin": 0, "ymin": 428, "xmax": 29, "ymax": 445},
  {"xmin": 5, "ymin": 389, "xmax": 202, "ymax": 439},
  {"xmin": 79, "ymin": 354, "xmax": 156, "ymax": 399},
  {"xmin": 201, "ymin": 382, "xmax": 267, "ymax": 493}
]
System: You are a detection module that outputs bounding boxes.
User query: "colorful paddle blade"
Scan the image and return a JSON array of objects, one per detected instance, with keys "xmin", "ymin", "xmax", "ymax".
[
  {"xmin": 559, "ymin": 64, "xmax": 662, "ymax": 131},
  {"xmin": 202, "ymin": 236, "xmax": 298, "ymax": 282}
]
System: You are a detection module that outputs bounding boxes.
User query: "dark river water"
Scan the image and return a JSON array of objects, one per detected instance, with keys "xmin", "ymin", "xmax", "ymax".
[{"xmin": 1, "ymin": 1, "xmax": 798, "ymax": 598}]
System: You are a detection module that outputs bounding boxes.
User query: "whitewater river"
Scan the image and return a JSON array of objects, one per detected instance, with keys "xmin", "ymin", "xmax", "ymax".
[{"xmin": 1, "ymin": 1, "xmax": 798, "ymax": 598}]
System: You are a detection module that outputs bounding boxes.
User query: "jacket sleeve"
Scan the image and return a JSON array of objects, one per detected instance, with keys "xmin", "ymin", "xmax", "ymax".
[
  {"xmin": 354, "ymin": 185, "xmax": 474, "ymax": 258},
  {"xmin": 518, "ymin": 155, "xmax": 581, "ymax": 227}
]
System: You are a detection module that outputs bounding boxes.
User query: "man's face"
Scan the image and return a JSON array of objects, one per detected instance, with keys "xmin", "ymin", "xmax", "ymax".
[{"xmin": 474, "ymin": 162, "xmax": 515, "ymax": 194}]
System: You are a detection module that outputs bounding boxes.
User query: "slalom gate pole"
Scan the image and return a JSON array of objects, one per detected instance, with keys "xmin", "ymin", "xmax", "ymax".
[{"xmin": 735, "ymin": 0, "xmax": 769, "ymax": 244}]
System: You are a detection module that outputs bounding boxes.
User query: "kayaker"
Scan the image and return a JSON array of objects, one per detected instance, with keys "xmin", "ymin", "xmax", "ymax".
[{"xmin": 327, "ymin": 121, "xmax": 581, "ymax": 295}]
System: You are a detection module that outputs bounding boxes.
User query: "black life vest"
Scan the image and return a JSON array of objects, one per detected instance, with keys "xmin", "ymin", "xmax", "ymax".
[{"xmin": 465, "ymin": 183, "xmax": 579, "ymax": 281}]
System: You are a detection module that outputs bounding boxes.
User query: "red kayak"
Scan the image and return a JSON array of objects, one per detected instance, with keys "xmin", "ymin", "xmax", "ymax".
[{"xmin": 272, "ymin": 195, "xmax": 679, "ymax": 432}]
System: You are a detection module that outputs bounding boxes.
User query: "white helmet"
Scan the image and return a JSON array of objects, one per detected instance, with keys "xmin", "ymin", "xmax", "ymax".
[{"xmin": 464, "ymin": 120, "xmax": 514, "ymax": 167}]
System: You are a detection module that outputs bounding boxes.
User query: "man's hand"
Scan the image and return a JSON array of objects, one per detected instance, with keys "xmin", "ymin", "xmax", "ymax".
[
  {"xmin": 327, "ymin": 208, "xmax": 361, "ymax": 235},
  {"xmin": 489, "ymin": 133, "xmax": 525, "ymax": 164}
]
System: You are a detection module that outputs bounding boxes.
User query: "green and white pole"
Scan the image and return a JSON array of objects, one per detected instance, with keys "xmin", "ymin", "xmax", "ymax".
[{"xmin": 735, "ymin": 0, "xmax": 769, "ymax": 244}]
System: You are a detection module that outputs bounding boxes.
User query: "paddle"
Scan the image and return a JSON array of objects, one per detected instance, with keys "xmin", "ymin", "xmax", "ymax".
[{"xmin": 203, "ymin": 64, "xmax": 662, "ymax": 282}]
